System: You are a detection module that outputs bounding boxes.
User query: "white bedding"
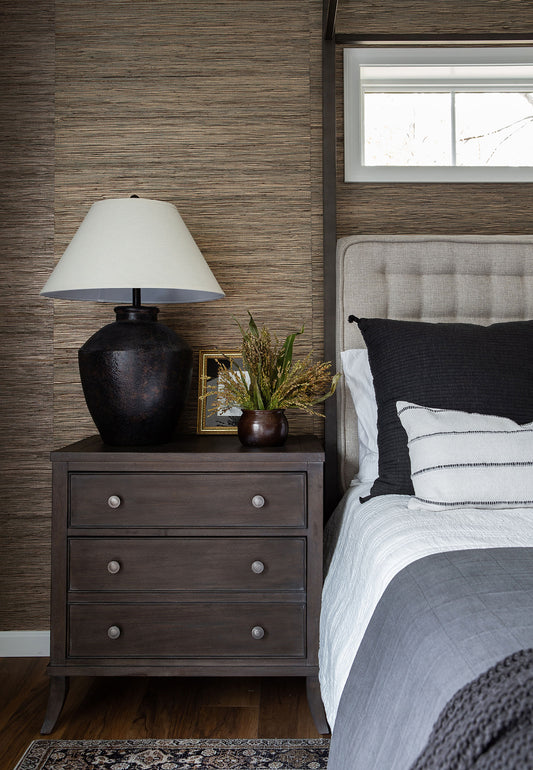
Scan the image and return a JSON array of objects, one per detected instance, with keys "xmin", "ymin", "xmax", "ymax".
[{"xmin": 319, "ymin": 482, "xmax": 533, "ymax": 729}]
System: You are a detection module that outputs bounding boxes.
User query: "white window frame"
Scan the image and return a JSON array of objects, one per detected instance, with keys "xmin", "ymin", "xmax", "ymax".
[{"xmin": 344, "ymin": 47, "xmax": 533, "ymax": 182}]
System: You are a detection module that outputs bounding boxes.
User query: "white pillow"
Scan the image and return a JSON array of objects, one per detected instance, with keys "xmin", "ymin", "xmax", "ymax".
[
  {"xmin": 341, "ymin": 349, "xmax": 378, "ymax": 482},
  {"xmin": 396, "ymin": 400, "xmax": 533, "ymax": 510}
]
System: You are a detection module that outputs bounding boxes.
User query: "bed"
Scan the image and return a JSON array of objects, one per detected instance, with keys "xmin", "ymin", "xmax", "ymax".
[{"xmin": 318, "ymin": 235, "xmax": 533, "ymax": 769}]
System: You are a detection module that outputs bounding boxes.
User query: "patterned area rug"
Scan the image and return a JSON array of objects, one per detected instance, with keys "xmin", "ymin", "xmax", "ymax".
[{"xmin": 14, "ymin": 738, "xmax": 330, "ymax": 770}]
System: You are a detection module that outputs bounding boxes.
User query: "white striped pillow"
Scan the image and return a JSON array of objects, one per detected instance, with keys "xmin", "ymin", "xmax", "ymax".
[{"xmin": 396, "ymin": 401, "xmax": 533, "ymax": 510}]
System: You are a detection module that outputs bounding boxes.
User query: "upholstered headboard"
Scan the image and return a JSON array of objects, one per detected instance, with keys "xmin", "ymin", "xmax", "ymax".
[{"xmin": 336, "ymin": 234, "xmax": 533, "ymax": 491}]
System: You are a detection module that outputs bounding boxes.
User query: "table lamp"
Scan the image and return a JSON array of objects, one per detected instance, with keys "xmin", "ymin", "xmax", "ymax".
[{"xmin": 41, "ymin": 196, "xmax": 225, "ymax": 446}]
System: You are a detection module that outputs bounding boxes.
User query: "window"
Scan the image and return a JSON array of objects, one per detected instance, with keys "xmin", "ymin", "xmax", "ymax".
[{"xmin": 344, "ymin": 47, "xmax": 533, "ymax": 182}]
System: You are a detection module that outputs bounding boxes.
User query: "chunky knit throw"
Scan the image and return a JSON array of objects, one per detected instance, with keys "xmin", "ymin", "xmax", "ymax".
[{"xmin": 411, "ymin": 648, "xmax": 533, "ymax": 770}]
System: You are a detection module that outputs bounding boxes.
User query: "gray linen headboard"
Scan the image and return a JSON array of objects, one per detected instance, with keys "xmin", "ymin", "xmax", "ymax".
[{"xmin": 336, "ymin": 234, "xmax": 533, "ymax": 491}]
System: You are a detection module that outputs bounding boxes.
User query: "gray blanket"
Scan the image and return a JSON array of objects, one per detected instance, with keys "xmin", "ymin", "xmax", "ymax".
[
  {"xmin": 412, "ymin": 647, "xmax": 533, "ymax": 769},
  {"xmin": 327, "ymin": 548, "xmax": 533, "ymax": 770}
]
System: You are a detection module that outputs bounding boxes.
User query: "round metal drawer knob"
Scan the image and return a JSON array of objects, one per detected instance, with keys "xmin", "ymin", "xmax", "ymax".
[
  {"xmin": 251, "ymin": 495, "xmax": 265, "ymax": 509},
  {"xmin": 107, "ymin": 625, "xmax": 121, "ymax": 640},
  {"xmin": 251, "ymin": 560, "xmax": 265, "ymax": 574},
  {"xmin": 251, "ymin": 625, "xmax": 265, "ymax": 640},
  {"xmin": 107, "ymin": 495, "xmax": 121, "ymax": 509},
  {"xmin": 107, "ymin": 560, "xmax": 121, "ymax": 574}
]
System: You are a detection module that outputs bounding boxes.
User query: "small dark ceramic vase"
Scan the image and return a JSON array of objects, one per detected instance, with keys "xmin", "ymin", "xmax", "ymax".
[{"xmin": 237, "ymin": 409, "xmax": 289, "ymax": 448}]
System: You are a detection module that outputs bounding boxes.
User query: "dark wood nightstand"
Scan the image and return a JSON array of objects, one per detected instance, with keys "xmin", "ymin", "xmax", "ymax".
[{"xmin": 42, "ymin": 434, "xmax": 328, "ymax": 734}]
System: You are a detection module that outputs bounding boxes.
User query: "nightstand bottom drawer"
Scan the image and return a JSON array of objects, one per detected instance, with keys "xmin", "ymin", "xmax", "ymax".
[{"xmin": 68, "ymin": 603, "xmax": 306, "ymax": 658}]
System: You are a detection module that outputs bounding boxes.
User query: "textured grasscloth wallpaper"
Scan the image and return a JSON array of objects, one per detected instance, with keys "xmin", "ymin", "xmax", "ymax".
[
  {"xmin": 0, "ymin": 1, "xmax": 55, "ymax": 630},
  {"xmin": 1, "ymin": 0, "xmax": 533, "ymax": 630}
]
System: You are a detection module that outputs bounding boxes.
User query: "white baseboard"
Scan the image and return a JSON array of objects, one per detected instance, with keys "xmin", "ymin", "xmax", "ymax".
[{"xmin": 0, "ymin": 631, "xmax": 50, "ymax": 657}]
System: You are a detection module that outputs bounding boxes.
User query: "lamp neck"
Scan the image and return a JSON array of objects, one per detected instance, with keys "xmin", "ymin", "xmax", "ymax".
[
  {"xmin": 114, "ymin": 305, "xmax": 159, "ymax": 322},
  {"xmin": 114, "ymin": 288, "xmax": 158, "ymax": 321}
]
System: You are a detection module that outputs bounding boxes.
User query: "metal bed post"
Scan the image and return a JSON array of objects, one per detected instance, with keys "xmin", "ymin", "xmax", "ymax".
[{"xmin": 323, "ymin": 0, "xmax": 339, "ymax": 517}]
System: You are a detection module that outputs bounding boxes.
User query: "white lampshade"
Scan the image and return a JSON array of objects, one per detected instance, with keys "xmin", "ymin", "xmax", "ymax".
[{"xmin": 41, "ymin": 197, "xmax": 225, "ymax": 304}]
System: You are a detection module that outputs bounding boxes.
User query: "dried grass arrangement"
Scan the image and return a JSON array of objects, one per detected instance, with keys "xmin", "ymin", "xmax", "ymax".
[{"xmin": 210, "ymin": 313, "xmax": 339, "ymax": 417}]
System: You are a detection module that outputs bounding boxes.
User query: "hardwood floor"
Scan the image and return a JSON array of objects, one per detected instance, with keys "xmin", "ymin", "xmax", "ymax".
[{"xmin": 0, "ymin": 658, "xmax": 324, "ymax": 770}]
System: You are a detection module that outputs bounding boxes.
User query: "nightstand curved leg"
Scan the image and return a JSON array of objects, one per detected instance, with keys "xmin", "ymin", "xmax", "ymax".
[
  {"xmin": 41, "ymin": 675, "xmax": 69, "ymax": 734},
  {"xmin": 306, "ymin": 675, "xmax": 330, "ymax": 734}
]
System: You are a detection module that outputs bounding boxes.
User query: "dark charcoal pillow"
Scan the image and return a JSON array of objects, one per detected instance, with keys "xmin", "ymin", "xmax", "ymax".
[{"xmin": 356, "ymin": 317, "xmax": 533, "ymax": 499}]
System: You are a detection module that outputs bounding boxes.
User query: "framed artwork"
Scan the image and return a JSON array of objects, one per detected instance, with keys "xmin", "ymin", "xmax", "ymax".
[{"xmin": 197, "ymin": 350, "xmax": 243, "ymax": 434}]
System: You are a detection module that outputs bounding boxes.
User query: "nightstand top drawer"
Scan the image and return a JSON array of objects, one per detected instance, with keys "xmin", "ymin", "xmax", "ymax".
[
  {"xmin": 68, "ymin": 602, "xmax": 306, "ymax": 658},
  {"xmin": 69, "ymin": 472, "xmax": 306, "ymax": 528},
  {"xmin": 69, "ymin": 537, "xmax": 305, "ymax": 592}
]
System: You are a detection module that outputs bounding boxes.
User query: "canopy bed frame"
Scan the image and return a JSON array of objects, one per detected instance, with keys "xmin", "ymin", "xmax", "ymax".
[{"xmin": 318, "ymin": 4, "xmax": 533, "ymax": 767}]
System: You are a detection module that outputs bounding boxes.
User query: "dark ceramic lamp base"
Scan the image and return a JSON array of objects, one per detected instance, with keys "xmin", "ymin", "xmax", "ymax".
[{"xmin": 78, "ymin": 305, "xmax": 192, "ymax": 446}]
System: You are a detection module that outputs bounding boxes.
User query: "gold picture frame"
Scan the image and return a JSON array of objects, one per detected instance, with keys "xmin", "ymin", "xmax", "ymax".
[{"xmin": 197, "ymin": 350, "xmax": 243, "ymax": 434}]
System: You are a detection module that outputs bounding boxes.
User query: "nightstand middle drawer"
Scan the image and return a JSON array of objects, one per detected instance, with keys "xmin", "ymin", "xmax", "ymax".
[{"xmin": 69, "ymin": 537, "xmax": 306, "ymax": 592}]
